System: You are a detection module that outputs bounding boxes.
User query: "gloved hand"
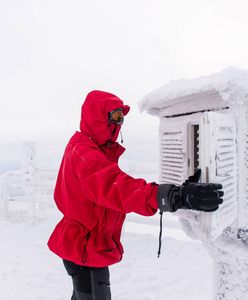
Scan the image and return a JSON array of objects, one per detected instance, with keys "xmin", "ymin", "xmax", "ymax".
[
  {"xmin": 157, "ymin": 169, "xmax": 224, "ymax": 212},
  {"xmin": 186, "ymin": 168, "xmax": 201, "ymax": 183}
]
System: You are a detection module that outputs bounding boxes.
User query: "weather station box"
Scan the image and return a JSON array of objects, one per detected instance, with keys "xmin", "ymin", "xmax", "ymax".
[{"xmin": 140, "ymin": 68, "xmax": 248, "ymax": 241}]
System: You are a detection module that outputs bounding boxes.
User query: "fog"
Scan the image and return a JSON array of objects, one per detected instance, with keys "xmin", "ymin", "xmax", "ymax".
[{"xmin": 1, "ymin": 0, "xmax": 248, "ymax": 171}]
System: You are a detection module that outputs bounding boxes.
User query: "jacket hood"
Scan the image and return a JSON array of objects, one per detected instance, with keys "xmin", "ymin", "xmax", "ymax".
[{"xmin": 80, "ymin": 90, "xmax": 130, "ymax": 145}]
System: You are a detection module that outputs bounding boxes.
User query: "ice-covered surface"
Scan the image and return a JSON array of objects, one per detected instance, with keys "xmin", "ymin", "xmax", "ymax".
[
  {"xmin": 139, "ymin": 68, "xmax": 248, "ymax": 299},
  {"xmin": 0, "ymin": 207, "xmax": 214, "ymax": 300},
  {"xmin": 139, "ymin": 67, "xmax": 248, "ymax": 115}
]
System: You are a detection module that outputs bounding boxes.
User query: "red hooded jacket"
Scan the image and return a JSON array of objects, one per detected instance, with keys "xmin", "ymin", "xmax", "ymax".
[{"xmin": 47, "ymin": 90, "xmax": 158, "ymax": 267}]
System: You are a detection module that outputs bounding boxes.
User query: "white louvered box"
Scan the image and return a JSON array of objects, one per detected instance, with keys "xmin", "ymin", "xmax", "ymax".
[
  {"xmin": 140, "ymin": 68, "xmax": 248, "ymax": 241},
  {"xmin": 159, "ymin": 110, "xmax": 238, "ymax": 239}
]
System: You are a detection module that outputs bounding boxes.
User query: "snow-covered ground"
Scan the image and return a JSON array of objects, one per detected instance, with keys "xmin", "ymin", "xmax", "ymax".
[
  {"xmin": 0, "ymin": 159, "xmax": 214, "ymax": 300},
  {"xmin": 0, "ymin": 209, "xmax": 213, "ymax": 300},
  {"xmin": 0, "ymin": 145, "xmax": 216, "ymax": 300}
]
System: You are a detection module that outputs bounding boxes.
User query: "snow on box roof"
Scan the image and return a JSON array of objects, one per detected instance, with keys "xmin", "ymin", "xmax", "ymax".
[{"xmin": 139, "ymin": 67, "xmax": 248, "ymax": 116}]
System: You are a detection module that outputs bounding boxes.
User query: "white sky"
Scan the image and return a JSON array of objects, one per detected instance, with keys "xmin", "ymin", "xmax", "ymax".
[{"xmin": 1, "ymin": 0, "xmax": 248, "ymax": 146}]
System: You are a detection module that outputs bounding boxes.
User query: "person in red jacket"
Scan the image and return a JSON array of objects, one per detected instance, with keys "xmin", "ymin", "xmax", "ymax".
[{"xmin": 48, "ymin": 90, "xmax": 223, "ymax": 300}]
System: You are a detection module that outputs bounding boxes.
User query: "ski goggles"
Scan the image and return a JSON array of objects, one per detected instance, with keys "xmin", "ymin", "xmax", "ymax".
[{"xmin": 108, "ymin": 109, "xmax": 124, "ymax": 125}]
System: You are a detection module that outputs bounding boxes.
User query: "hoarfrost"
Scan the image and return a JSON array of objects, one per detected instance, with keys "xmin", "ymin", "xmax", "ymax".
[
  {"xmin": 141, "ymin": 67, "xmax": 248, "ymax": 299},
  {"xmin": 139, "ymin": 67, "xmax": 248, "ymax": 115}
]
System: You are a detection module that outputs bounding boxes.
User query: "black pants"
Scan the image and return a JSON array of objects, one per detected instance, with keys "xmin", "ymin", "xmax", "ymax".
[{"xmin": 63, "ymin": 260, "xmax": 111, "ymax": 300}]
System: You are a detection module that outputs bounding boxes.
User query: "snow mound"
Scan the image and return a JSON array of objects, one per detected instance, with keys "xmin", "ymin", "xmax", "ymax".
[{"xmin": 139, "ymin": 67, "xmax": 248, "ymax": 115}]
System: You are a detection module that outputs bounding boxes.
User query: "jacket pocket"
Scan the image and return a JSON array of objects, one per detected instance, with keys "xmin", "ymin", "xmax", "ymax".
[{"xmin": 94, "ymin": 235, "xmax": 117, "ymax": 252}]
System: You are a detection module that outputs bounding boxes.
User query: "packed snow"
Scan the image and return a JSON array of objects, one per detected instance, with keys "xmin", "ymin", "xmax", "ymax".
[{"xmin": 1, "ymin": 144, "xmax": 215, "ymax": 300}]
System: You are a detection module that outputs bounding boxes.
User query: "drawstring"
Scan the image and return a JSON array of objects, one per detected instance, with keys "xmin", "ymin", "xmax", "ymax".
[
  {"xmin": 120, "ymin": 130, "xmax": 123, "ymax": 143},
  {"xmin": 157, "ymin": 211, "xmax": 163, "ymax": 258}
]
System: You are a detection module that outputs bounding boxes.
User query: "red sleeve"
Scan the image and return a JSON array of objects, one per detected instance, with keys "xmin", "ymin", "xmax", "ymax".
[{"xmin": 74, "ymin": 148, "xmax": 158, "ymax": 216}]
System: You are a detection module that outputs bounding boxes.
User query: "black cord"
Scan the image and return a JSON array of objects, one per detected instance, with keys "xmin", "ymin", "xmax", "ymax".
[{"xmin": 157, "ymin": 211, "xmax": 163, "ymax": 258}]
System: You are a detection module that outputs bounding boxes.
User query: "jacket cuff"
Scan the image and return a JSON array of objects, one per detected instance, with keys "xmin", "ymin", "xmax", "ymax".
[
  {"xmin": 157, "ymin": 184, "xmax": 176, "ymax": 212},
  {"xmin": 148, "ymin": 184, "xmax": 159, "ymax": 211}
]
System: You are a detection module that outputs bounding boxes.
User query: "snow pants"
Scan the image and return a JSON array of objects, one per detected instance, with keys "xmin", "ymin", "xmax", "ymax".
[{"xmin": 63, "ymin": 259, "xmax": 111, "ymax": 300}]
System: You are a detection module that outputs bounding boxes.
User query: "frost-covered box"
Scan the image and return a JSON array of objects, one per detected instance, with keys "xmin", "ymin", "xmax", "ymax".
[{"xmin": 140, "ymin": 68, "xmax": 248, "ymax": 241}]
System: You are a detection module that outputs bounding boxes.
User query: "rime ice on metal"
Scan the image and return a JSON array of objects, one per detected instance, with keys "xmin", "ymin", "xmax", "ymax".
[{"xmin": 0, "ymin": 142, "xmax": 56, "ymax": 222}]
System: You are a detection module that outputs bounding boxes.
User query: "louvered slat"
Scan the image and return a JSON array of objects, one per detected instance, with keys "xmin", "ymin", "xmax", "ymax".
[{"xmin": 159, "ymin": 123, "xmax": 187, "ymax": 186}]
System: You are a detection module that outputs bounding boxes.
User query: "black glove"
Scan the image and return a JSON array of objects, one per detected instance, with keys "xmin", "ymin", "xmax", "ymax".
[
  {"xmin": 157, "ymin": 169, "xmax": 224, "ymax": 212},
  {"xmin": 186, "ymin": 168, "xmax": 201, "ymax": 183}
]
